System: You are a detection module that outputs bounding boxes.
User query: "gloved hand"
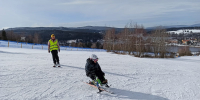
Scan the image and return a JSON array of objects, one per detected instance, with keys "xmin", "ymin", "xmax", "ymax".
[
  {"xmin": 48, "ymin": 50, "xmax": 50, "ymax": 53},
  {"xmin": 58, "ymin": 49, "xmax": 60, "ymax": 52}
]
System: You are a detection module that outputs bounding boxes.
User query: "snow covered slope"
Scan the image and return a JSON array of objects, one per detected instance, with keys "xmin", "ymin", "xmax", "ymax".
[
  {"xmin": 1, "ymin": 47, "xmax": 200, "ymax": 100},
  {"xmin": 167, "ymin": 29, "xmax": 200, "ymax": 34},
  {"xmin": 0, "ymin": 40, "xmax": 105, "ymax": 52}
]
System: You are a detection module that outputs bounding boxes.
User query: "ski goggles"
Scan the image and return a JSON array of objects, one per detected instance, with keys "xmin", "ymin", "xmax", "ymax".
[{"xmin": 93, "ymin": 59, "xmax": 98, "ymax": 62}]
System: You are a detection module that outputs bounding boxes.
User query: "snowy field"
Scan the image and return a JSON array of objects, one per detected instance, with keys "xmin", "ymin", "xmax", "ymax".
[
  {"xmin": 0, "ymin": 40, "xmax": 106, "ymax": 52},
  {"xmin": 1, "ymin": 47, "xmax": 200, "ymax": 100}
]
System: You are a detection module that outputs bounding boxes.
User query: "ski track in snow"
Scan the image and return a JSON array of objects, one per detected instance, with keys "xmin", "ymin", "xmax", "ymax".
[{"xmin": 1, "ymin": 47, "xmax": 200, "ymax": 100}]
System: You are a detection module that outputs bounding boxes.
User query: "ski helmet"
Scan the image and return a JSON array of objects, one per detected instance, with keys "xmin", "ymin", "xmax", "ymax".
[
  {"xmin": 91, "ymin": 54, "xmax": 98, "ymax": 60},
  {"xmin": 51, "ymin": 34, "xmax": 55, "ymax": 38}
]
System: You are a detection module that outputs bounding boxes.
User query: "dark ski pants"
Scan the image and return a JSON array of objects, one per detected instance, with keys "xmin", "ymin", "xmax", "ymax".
[
  {"xmin": 51, "ymin": 50, "xmax": 59, "ymax": 64},
  {"xmin": 89, "ymin": 71, "xmax": 105, "ymax": 82}
]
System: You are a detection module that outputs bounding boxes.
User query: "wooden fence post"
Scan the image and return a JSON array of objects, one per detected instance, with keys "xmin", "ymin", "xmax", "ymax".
[
  {"xmin": 21, "ymin": 43, "xmax": 22, "ymax": 48},
  {"xmin": 42, "ymin": 45, "xmax": 43, "ymax": 50},
  {"xmin": 8, "ymin": 40, "xmax": 9, "ymax": 47},
  {"xmin": 32, "ymin": 45, "xmax": 33, "ymax": 49}
]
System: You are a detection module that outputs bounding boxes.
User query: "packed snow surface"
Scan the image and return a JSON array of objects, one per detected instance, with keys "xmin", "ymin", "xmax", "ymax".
[{"xmin": 1, "ymin": 47, "xmax": 200, "ymax": 100}]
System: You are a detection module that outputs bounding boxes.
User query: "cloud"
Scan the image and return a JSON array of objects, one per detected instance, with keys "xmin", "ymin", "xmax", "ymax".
[
  {"xmin": 58, "ymin": 0, "xmax": 96, "ymax": 5},
  {"xmin": 0, "ymin": 0, "xmax": 199, "ymax": 28}
]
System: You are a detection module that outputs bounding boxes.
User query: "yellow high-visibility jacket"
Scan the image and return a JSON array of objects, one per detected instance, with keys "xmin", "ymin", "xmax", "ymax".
[{"xmin": 48, "ymin": 39, "xmax": 60, "ymax": 51}]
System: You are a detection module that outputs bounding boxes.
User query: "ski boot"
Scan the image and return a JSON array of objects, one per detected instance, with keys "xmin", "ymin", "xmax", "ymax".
[
  {"xmin": 89, "ymin": 80, "xmax": 95, "ymax": 85},
  {"xmin": 53, "ymin": 63, "xmax": 56, "ymax": 67},
  {"xmin": 102, "ymin": 79, "xmax": 109, "ymax": 88},
  {"xmin": 97, "ymin": 78, "xmax": 109, "ymax": 88},
  {"xmin": 102, "ymin": 79, "xmax": 108, "ymax": 84},
  {"xmin": 57, "ymin": 63, "xmax": 60, "ymax": 67}
]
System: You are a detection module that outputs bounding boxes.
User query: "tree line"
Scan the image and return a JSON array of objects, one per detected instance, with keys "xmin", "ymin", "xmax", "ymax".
[
  {"xmin": 1, "ymin": 26, "xmax": 194, "ymax": 54},
  {"xmin": 68, "ymin": 41, "xmax": 103, "ymax": 49},
  {"xmin": 0, "ymin": 29, "xmax": 103, "ymax": 49},
  {"xmin": 103, "ymin": 23, "xmax": 191, "ymax": 58},
  {"xmin": 0, "ymin": 29, "xmax": 41, "ymax": 44}
]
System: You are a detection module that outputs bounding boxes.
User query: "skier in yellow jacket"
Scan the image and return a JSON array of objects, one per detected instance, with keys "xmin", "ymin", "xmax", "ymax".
[{"xmin": 48, "ymin": 34, "xmax": 60, "ymax": 67}]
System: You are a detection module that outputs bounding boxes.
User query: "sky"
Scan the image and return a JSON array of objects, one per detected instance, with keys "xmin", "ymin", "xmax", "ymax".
[{"xmin": 0, "ymin": 0, "xmax": 200, "ymax": 29}]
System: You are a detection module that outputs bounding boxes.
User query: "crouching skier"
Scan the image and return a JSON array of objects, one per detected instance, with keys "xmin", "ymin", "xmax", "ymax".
[{"xmin": 85, "ymin": 54, "xmax": 109, "ymax": 89}]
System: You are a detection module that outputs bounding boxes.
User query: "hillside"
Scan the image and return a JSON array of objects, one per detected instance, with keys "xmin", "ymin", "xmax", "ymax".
[
  {"xmin": 3, "ymin": 24, "xmax": 200, "ymax": 43},
  {"xmin": 1, "ymin": 47, "xmax": 200, "ymax": 100}
]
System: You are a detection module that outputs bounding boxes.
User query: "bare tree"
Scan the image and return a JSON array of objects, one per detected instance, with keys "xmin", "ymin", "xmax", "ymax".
[
  {"xmin": 91, "ymin": 43, "xmax": 97, "ymax": 49},
  {"xmin": 103, "ymin": 23, "xmax": 170, "ymax": 58},
  {"xmin": 6, "ymin": 30, "xmax": 13, "ymax": 41},
  {"xmin": 151, "ymin": 26, "xmax": 169, "ymax": 58},
  {"xmin": 133, "ymin": 24, "xmax": 146, "ymax": 57},
  {"xmin": 178, "ymin": 46, "xmax": 192, "ymax": 56},
  {"xmin": 33, "ymin": 33, "xmax": 41, "ymax": 44},
  {"xmin": 27, "ymin": 34, "xmax": 33, "ymax": 43},
  {"xmin": 77, "ymin": 42, "xmax": 83, "ymax": 47},
  {"xmin": 71, "ymin": 42, "xmax": 77, "ymax": 47},
  {"xmin": 103, "ymin": 28, "xmax": 116, "ymax": 52}
]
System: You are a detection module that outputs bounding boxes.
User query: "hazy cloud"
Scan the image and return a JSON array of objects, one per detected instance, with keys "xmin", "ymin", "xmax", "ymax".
[{"xmin": 0, "ymin": 0, "xmax": 199, "ymax": 29}]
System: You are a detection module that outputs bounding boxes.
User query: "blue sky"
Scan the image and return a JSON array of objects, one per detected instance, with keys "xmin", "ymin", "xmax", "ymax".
[{"xmin": 0, "ymin": 0, "xmax": 200, "ymax": 29}]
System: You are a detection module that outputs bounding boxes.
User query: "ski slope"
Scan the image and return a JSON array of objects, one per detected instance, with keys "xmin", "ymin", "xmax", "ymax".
[{"xmin": 1, "ymin": 47, "xmax": 200, "ymax": 100}]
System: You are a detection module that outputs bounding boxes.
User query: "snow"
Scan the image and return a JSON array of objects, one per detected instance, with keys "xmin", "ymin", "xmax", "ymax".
[
  {"xmin": 1, "ymin": 47, "xmax": 200, "ymax": 100},
  {"xmin": 168, "ymin": 29, "xmax": 200, "ymax": 34},
  {"xmin": 0, "ymin": 40, "xmax": 105, "ymax": 52}
]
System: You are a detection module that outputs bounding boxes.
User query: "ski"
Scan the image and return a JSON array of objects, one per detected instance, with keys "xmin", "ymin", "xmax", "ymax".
[{"xmin": 83, "ymin": 81, "xmax": 114, "ymax": 94}]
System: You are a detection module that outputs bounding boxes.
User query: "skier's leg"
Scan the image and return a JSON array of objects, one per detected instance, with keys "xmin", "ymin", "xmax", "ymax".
[
  {"xmin": 88, "ymin": 74, "xmax": 96, "ymax": 85},
  {"xmin": 89, "ymin": 74, "xmax": 95, "ymax": 80},
  {"xmin": 51, "ymin": 50, "xmax": 56, "ymax": 65},
  {"xmin": 96, "ymin": 72, "xmax": 107, "ymax": 84},
  {"xmin": 55, "ymin": 50, "xmax": 60, "ymax": 64}
]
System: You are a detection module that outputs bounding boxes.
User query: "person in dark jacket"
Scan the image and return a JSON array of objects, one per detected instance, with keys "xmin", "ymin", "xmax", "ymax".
[{"xmin": 85, "ymin": 54, "xmax": 107, "ymax": 85}]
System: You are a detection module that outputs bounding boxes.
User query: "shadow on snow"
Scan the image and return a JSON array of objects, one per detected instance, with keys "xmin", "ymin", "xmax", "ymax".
[
  {"xmin": 105, "ymin": 88, "xmax": 169, "ymax": 100},
  {"xmin": 61, "ymin": 65, "xmax": 136, "ymax": 79},
  {"xmin": 61, "ymin": 65, "xmax": 169, "ymax": 100}
]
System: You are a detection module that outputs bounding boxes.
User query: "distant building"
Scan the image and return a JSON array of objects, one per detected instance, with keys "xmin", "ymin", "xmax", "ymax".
[
  {"xmin": 21, "ymin": 37, "xmax": 26, "ymax": 41},
  {"xmin": 182, "ymin": 40, "xmax": 190, "ymax": 45},
  {"xmin": 190, "ymin": 38, "xmax": 198, "ymax": 45},
  {"xmin": 67, "ymin": 40, "xmax": 77, "ymax": 44},
  {"xmin": 66, "ymin": 39, "xmax": 83, "ymax": 46},
  {"xmin": 169, "ymin": 39, "xmax": 178, "ymax": 44}
]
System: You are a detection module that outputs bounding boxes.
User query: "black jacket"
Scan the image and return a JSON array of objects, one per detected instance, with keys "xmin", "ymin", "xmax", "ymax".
[{"xmin": 85, "ymin": 58, "xmax": 104, "ymax": 76}]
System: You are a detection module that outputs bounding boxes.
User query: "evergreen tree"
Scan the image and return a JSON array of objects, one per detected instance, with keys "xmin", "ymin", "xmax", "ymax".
[
  {"xmin": 96, "ymin": 42, "xmax": 102, "ymax": 49},
  {"xmin": 85, "ymin": 41, "xmax": 92, "ymax": 48},
  {"xmin": 2, "ymin": 29, "xmax": 7, "ymax": 40}
]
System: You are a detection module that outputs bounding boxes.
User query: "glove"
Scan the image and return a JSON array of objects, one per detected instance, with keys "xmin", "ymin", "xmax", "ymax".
[
  {"xmin": 48, "ymin": 50, "xmax": 50, "ymax": 53},
  {"xmin": 58, "ymin": 49, "xmax": 60, "ymax": 52}
]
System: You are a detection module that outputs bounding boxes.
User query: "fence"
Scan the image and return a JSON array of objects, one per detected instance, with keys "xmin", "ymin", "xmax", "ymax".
[{"xmin": 0, "ymin": 40, "xmax": 106, "ymax": 52}]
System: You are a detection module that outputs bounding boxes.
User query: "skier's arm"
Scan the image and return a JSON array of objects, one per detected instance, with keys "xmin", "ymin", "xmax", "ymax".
[
  {"xmin": 48, "ymin": 41, "xmax": 50, "ymax": 53},
  {"xmin": 97, "ymin": 63, "xmax": 105, "ymax": 76},
  {"xmin": 57, "ymin": 40, "xmax": 60, "ymax": 51},
  {"xmin": 85, "ymin": 59, "xmax": 91, "ymax": 76}
]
